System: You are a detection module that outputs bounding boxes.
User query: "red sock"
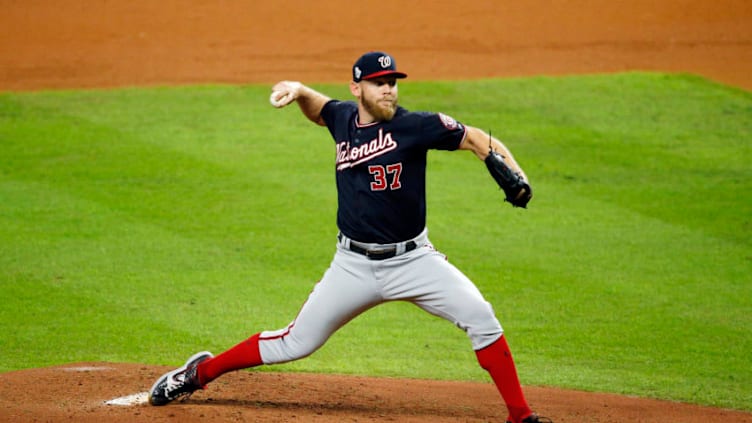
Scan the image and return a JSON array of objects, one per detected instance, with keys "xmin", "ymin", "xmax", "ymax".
[
  {"xmin": 475, "ymin": 335, "xmax": 533, "ymax": 423},
  {"xmin": 197, "ymin": 333, "xmax": 263, "ymax": 385}
]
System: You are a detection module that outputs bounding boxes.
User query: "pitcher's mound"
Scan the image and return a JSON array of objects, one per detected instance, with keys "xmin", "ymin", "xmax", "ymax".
[{"xmin": 0, "ymin": 363, "xmax": 749, "ymax": 422}]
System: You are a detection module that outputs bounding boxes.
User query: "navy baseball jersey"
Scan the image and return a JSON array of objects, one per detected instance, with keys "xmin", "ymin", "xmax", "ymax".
[{"xmin": 320, "ymin": 100, "xmax": 467, "ymax": 244}]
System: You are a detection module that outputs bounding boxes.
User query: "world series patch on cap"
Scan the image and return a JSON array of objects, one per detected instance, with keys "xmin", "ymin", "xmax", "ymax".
[{"xmin": 352, "ymin": 52, "xmax": 408, "ymax": 82}]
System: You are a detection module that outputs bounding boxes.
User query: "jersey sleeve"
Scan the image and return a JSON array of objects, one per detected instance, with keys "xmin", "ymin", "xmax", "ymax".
[
  {"xmin": 320, "ymin": 99, "xmax": 340, "ymax": 125},
  {"xmin": 321, "ymin": 100, "xmax": 357, "ymax": 140},
  {"xmin": 418, "ymin": 112, "xmax": 467, "ymax": 151}
]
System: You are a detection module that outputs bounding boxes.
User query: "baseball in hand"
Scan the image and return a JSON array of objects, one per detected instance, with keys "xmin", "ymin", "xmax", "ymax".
[{"xmin": 269, "ymin": 90, "xmax": 291, "ymax": 108}]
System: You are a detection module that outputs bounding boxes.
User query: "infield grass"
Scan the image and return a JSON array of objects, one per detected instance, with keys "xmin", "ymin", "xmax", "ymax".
[{"xmin": 0, "ymin": 73, "xmax": 750, "ymax": 411}]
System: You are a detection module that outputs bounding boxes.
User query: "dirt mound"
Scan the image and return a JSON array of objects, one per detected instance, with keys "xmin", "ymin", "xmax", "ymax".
[
  {"xmin": 1, "ymin": 363, "xmax": 750, "ymax": 422},
  {"xmin": 1, "ymin": 1, "xmax": 751, "ymax": 422}
]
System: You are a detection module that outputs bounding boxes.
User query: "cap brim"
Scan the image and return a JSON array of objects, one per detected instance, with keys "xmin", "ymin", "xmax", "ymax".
[{"xmin": 361, "ymin": 70, "xmax": 408, "ymax": 80}]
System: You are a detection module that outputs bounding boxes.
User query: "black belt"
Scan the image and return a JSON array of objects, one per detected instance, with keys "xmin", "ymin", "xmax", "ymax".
[{"xmin": 338, "ymin": 233, "xmax": 417, "ymax": 260}]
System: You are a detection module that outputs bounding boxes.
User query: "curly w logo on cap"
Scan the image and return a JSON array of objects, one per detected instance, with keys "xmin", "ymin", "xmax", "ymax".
[{"xmin": 352, "ymin": 51, "xmax": 408, "ymax": 82}]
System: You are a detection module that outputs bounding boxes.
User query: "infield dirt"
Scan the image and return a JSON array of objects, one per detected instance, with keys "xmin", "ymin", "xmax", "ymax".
[{"xmin": 1, "ymin": 1, "xmax": 751, "ymax": 422}]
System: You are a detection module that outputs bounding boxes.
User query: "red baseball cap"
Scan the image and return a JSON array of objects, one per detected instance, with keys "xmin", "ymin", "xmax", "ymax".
[{"xmin": 352, "ymin": 51, "xmax": 408, "ymax": 82}]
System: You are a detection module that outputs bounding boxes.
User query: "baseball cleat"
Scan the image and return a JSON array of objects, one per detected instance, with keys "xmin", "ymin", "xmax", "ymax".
[
  {"xmin": 148, "ymin": 351, "xmax": 213, "ymax": 406},
  {"xmin": 506, "ymin": 413, "xmax": 553, "ymax": 423}
]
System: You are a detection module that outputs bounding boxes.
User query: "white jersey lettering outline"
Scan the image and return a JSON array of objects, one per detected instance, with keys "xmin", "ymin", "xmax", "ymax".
[{"xmin": 336, "ymin": 128, "xmax": 398, "ymax": 170}]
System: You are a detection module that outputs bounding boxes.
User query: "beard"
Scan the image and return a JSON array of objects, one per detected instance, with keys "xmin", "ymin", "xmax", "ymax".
[{"xmin": 361, "ymin": 93, "xmax": 398, "ymax": 122}]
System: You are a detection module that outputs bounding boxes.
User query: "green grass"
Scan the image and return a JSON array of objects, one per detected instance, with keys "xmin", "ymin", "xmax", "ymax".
[{"xmin": 1, "ymin": 73, "xmax": 750, "ymax": 411}]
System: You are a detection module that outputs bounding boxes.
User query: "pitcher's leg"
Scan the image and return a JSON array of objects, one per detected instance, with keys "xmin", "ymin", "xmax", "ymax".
[
  {"xmin": 198, "ymin": 333, "xmax": 262, "ymax": 385},
  {"xmin": 196, "ymin": 251, "xmax": 381, "ymax": 385},
  {"xmin": 391, "ymin": 250, "xmax": 503, "ymax": 349},
  {"xmin": 258, "ymin": 259, "xmax": 381, "ymax": 364},
  {"xmin": 476, "ymin": 335, "xmax": 535, "ymax": 423},
  {"xmin": 397, "ymin": 250, "xmax": 533, "ymax": 423}
]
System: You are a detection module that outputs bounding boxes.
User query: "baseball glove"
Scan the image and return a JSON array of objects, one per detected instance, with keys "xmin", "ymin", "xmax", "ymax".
[{"xmin": 485, "ymin": 150, "xmax": 532, "ymax": 208}]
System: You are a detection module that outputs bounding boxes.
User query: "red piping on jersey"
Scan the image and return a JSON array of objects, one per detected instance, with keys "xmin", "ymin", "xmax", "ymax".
[
  {"xmin": 355, "ymin": 116, "xmax": 379, "ymax": 128},
  {"xmin": 259, "ymin": 321, "xmax": 295, "ymax": 341}
]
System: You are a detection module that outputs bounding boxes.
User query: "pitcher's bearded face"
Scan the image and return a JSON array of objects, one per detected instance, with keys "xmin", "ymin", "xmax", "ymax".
[{"xmin": 359, "ymin": 78, "xmax": 398, "ymax": 121}]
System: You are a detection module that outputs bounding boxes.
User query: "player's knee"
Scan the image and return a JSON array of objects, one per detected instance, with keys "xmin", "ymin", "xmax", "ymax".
[
  {"xmin": 259, "ymin": 331, "xmax": 328, "ymax": 364},
  {"xmin": 463, "ymin": 301, "xmax": 503, "ymax": 349},
  {"xmin": 469, "ymin": 326, "xmax": 504, "ymax": 350},
  {"xmin": 288, "ymin": 338, "xmax": 321, "ymax": 361}
]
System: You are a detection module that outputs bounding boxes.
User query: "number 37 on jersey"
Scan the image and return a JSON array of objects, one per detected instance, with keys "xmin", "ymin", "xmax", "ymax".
[{"xmin": 368, "ymin": 163, "xmax": 403, "ymax": 191}]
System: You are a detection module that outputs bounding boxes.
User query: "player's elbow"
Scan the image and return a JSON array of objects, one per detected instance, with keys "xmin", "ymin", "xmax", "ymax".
[{"xmin": 460, "ymin": 126, "xmax": 491, "ymax": 160}]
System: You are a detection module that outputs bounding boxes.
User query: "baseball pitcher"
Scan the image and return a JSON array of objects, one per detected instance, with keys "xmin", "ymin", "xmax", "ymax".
[{"xmin": 148, "ymin": 51, "xmax": 548, "ymax": 423}]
